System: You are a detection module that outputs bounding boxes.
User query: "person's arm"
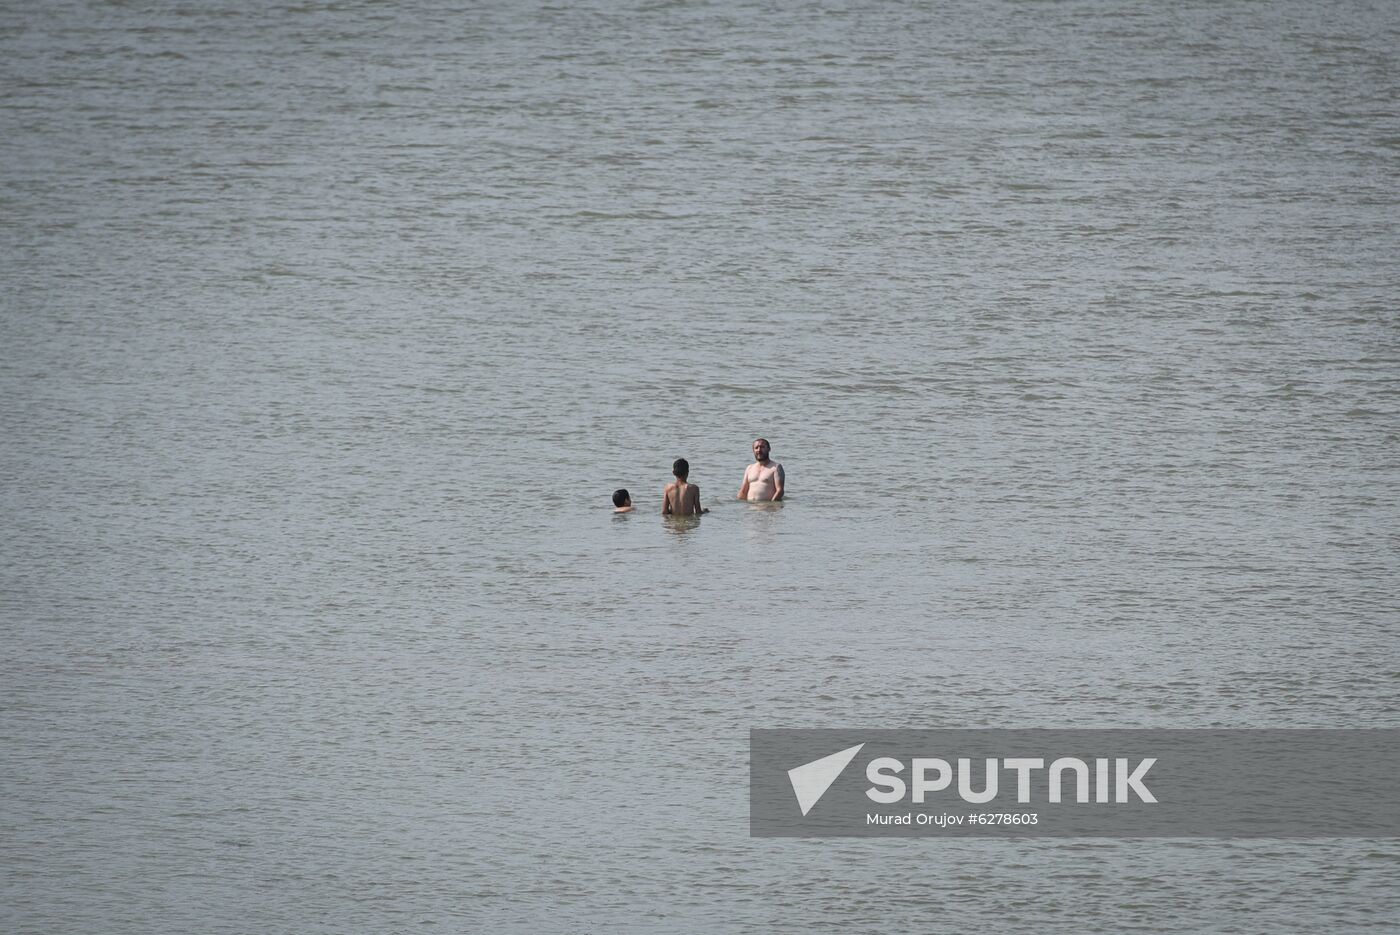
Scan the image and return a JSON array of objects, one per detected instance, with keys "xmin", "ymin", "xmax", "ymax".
[
  {"xmin": 662, "ymin": 485, "xmax": 673, "ymax": 514},
  {"xmin": 696, "ymin": 487, "xmax": 708, "ymax": 514},
  {"xmin": 737, "ymin": 470, "xmax": 750, "ymax": 500},
  {"xmin": 771, "ymin": 464, "xmax": 785, "ymax": 501}
]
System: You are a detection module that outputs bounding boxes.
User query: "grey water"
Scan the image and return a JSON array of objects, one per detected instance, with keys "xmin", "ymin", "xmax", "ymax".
[{"xmin": 2, "ymin": 0, "xmax": 1398, "ymax": 931}]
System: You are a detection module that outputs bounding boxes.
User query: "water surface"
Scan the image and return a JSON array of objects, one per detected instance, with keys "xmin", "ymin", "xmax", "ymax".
[{"xmin": 3, "ymin": 0, "xmax": 1399, "ymax": 931}]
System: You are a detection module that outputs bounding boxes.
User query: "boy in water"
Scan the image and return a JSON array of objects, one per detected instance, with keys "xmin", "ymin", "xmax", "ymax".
[
  {"xmin": 612, "ymin": 489, "xmax": 634, "ymax": 513},
  {"xmin": 662, "ymin": 458, "xmax": 708, "ymax": 515}
]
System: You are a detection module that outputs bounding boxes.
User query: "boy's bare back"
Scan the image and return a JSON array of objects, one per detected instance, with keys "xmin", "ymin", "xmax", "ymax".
[{"xmin": 663, "ymin": 481, "xmax": 704, "ymax": 516}]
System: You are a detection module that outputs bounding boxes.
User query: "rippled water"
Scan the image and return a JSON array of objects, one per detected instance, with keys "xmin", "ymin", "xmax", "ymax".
[{"xmin": 3, "ymin": 0, "xmax": 1399, "ymax": 931}]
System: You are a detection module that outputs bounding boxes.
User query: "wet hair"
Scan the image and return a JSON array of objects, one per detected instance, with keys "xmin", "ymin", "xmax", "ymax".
[
  {"xmin": 672, "ymin": 458, "xmax": 689, "ymax": 478},
  {"xmin": 754, "ymin": 437, "xmax": 770, "ymax": 449},
  {"xmin": 612, "ymin": 488, "xmax": 630, "ymax": 507}
]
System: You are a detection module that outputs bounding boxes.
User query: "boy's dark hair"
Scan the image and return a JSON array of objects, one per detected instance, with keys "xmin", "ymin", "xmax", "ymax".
[
  {"xmin": 672, "ymin": 458, "xmax": 689, "ymax": 478},
  {"xmin": 612, "ymin": 488, "xmax": 630, "ymax": 507}
]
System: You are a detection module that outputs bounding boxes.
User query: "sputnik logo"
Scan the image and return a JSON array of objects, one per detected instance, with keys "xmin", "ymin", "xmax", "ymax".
[{"xmin": 787, "ymin": 743, "xmax": 865, "ymax": 816}]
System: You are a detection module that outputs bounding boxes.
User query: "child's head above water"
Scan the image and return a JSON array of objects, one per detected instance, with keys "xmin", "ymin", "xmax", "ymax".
[
  {"xmin": 672, "ymin": 458, "xmax": 689, "ymax": 479},
  {"xmin": 612, "ymin": 488, "xmax": 631, "ymax": 508}
]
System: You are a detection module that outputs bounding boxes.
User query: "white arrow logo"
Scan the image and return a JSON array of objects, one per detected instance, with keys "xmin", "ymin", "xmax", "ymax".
[{"xmin": 787, "ymin": 743, "xmax": 866, "ymax": 816}]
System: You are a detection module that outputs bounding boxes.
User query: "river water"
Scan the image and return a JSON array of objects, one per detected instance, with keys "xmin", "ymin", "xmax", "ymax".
[{"xmin": 3, "ymin": 0, "xmax": 1398, "ymax": 931}]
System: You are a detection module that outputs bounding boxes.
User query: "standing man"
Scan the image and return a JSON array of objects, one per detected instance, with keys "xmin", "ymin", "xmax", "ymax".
[{"xmin": 738, "ymin": 438, "xmax": 784, "ymax": 501}]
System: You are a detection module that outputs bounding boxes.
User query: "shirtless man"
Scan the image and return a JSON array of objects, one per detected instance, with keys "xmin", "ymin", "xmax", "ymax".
[
  {"xmin": 663, "ymin": 458, "xmax": 708, "ymax": 515},
  {"xmin": 738, "ymin": 438, "xmax": 784, "ymax": 502}
]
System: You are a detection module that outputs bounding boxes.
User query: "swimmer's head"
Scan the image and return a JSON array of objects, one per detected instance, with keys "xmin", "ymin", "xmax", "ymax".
[
  {"xmin": 612, "ymin": 488, "xmax": 630, "ymax": 508},
  {"xmin": 672, "ymin": 458, "xmax": 689, "ymax": 479},
  {"xmin": 753, "ymin": 438, "xmax": 771, "ymax": 461}
]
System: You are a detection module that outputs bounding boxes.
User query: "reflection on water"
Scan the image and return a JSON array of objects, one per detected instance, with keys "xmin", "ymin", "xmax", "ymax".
[
  {"xmin": 741, "ymin": 499, "xmax": 785, "ymax": 546},
  {"xmin": 662, "ymin": 514, "xmax": 703, "ymax": 536}
]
